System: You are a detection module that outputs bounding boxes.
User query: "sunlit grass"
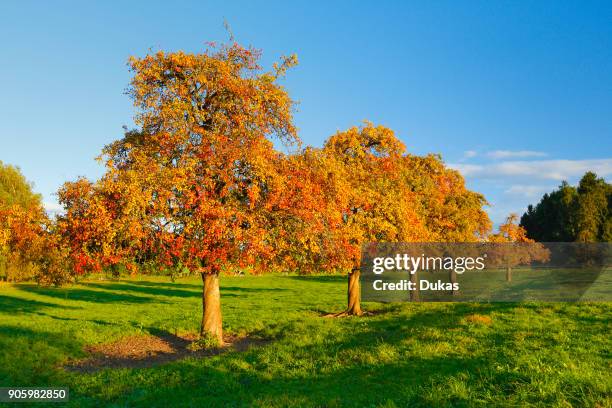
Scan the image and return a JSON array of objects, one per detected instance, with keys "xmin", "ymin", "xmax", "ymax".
[{"xmin": 0, "ymin": 275, "xmax": 610, "ymax": 407}]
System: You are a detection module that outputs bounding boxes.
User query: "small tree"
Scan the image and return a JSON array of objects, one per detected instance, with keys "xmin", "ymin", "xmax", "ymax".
[
  {"xmin": 0, "ymin": 162, "xmax": 60, "ymax": 283},
  {"xmin": 57, "ymin": 178, "xmax": 123, "ymax": 275},
  {"xmin": 489, "ymin": 214, "xmax": 549, "ymax": 282}
]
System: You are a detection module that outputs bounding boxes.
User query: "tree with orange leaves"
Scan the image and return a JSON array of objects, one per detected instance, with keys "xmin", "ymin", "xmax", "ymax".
[
  {"xmin": 489, "ymin": 214, "xmax": 549, "ymax": 281},
  {"xmin": 101, "ymin": 42, "xmax": 299, "ymax": 344},
  {"xmin": 0, "ymin": 161, "xmax": 68, "ymax": 284},
  {"xmin": 400, "ymin": 154, "xmax": 491, "ymax": 242},
  {"xmin": 264, "ymin": 147, "xmax": 351, "ymax": 275},
  {"xmin": 282, "ymin": 122, "xmax": 491, "ymax": 313},
  {"xmin": 320, "ymin": 123, "xmax": 432, "ymax": 314},
  {"xmin": 399, "ymin": 154, "xmax": 492, "ymax": 297},
  {"xmin": 56, "ymin": 177, "xmax": 140, "ymax": 277}
]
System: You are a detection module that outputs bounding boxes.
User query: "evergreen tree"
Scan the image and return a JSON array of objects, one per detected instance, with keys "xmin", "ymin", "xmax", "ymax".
[{"xmin": 520, "ymin": 172, "xmax": 610, "ymax": 242}]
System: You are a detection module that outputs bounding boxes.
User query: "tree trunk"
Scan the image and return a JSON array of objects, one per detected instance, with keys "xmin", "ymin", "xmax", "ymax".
[
  {"xmin": 410, "ymin": 271, "xmax": 420, "ymax": 302},
  {"xmin": 201, "ymin": 272, "xmax": 223, "ymax": 345},
  {"xmin": 506, "ymin": 266, "xmax": 512, "ymax": 282},
  {"xmin": 346, "ymin": 268, "xmax": 363, "ymax": 315}
]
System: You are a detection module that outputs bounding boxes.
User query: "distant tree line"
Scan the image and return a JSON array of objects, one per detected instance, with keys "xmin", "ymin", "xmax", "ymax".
[{"xmin": 520, "ymin": 172, "xmax": 611, "ymax": 242}]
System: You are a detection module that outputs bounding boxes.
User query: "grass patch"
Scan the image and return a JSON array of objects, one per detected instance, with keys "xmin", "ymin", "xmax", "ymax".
[{"xmin": 0, "ymin": 275, "xmax": 610, "ymax": 407}]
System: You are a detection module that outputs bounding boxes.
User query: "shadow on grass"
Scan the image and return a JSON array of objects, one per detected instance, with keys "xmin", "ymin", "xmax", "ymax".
[
  {"xmin": 285, "ymin": 275, "xmax": 346, "ymax": 284},
  {"xmin": 122, "ymin": 280, "xmax": 201, "ymax": 289},
  {"xmin": 81, "ymin": 282, "xmax": 289, "ymax": 299},
  {"xmin": 0, "ymin": 294, "xmax": 81, "ymax": 314},
  {"xmin": 1, "ymin": 291, "xmax": 601, "ymax": 406},
  {"xmin": 65, "ymin": 326, "xmax": 272, "ymax": 373},
  {"xmin": 84, "ymin": 282, "xmax": 201, "ymax": 298},
  {"xmin": 222, "ymin": 302, "xmax": 574, "ymax": 406},
  {"xmin": 15, "ymin": 285, "xmax": 164, "ymax": 304},
  {"xmin": 223, "ymin": 286, "xmax": 289, "ymax": 293},
  {"xmin": 0, "ymin": 325, "xmax": 85, "ymax": 385},
  {"xmin": 95, "ymin": 303, "xmax": 536, "ymax": 407}
]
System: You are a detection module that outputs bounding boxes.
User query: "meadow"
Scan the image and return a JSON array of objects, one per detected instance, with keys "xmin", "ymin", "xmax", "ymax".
[{"xmin": 0, "ymin": 275, "xmax": 610, "ymax": 407}]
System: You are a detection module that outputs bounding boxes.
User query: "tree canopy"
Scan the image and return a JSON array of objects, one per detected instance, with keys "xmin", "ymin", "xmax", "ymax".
[
  {"xmin": 0, "ymin": 41, "xmax": 495, "ymax": 339},
  {"xmin": 0, "ymin": 161, "xmax": 61, "ymax": 283},
  {"xmin": 0, "ymin": 161, "xmax": 42, "ymax": 211},
  {"xmin": 520, "ymin": 172, "xmax": 611, "ymax": 242}
]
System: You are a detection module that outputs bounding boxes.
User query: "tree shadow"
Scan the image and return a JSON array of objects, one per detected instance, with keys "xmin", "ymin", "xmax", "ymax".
[
  {"xmin": 210, "ymin": 302, "xmax": 578, "ymax": 406},
  {"xmin": 78, "ymin": 281, "xmax": 288, "ymax": 299},
  {"xmin": 64, "ymin": 326, "xmax": 271, "ymax": 373},
  {"xmin": 98, "ymin": 303, "xmax": 528, "ymax": 406},
  {"xmin": 123, "ymin": 280, "xmax": 201, "ymax": 290},
  {"xmin": 223, "ymin": 286, "xmax": 289, "ymax": 293},
  {"xmin": 285, "ymin": 275, "xmax": 346, "ymax": 284},
  {"xmin": 84, "ymin": 282, "xmax": 200, "ymax": 298},
  {"xmin": 0, "ymin": 325, "xmax": 86, "ymax": 385},
  {"xmin": 0, "ymin": 294, "xmax": 81, "ymax": 314},
  {"xmin": 15, "ymin": 285, "xmax": 163, "ymax": 304}
]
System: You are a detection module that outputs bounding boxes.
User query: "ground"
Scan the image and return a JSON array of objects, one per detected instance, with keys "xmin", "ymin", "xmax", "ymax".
[{"xmin": 0, "ymin": 275, "xmax": 610, "ymax": 407}]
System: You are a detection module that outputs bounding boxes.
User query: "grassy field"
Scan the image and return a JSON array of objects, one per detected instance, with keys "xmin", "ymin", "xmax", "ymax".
[{"xmin": 0, "ymin": 275, "xmax": 610, "ymax": 407}]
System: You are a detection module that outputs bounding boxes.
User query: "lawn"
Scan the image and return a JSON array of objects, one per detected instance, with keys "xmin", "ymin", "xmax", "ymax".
[{"xmin": 0, "ymin": 275, "xmax": 610, "ymax": 407}]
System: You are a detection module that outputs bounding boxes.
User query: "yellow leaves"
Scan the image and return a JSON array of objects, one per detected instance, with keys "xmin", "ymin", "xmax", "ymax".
[
  {"xmin": 272, "ymin": 54, "xmax": 298, "ymax": 79},
  {"xmin": 490, "ymin": 213, "xmax": 533, "ymax": 243},
  {"xmin": 62, "ymin": 41, "xmax": 493, "ymax": 277}
]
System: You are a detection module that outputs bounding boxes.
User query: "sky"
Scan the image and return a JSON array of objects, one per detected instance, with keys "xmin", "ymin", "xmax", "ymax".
[{"xmin": 0, "ymin": 1, "xmax": 611, "ymax": 225}]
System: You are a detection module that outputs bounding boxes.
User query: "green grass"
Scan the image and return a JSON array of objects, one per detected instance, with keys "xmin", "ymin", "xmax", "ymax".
[{"xmin": 0, "ymin": 275, "xmax": 610, "ymax": 407}]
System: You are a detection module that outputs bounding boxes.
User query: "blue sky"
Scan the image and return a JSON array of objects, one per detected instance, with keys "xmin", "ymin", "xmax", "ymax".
[{"xmin": 1, "ymin": 1, "xmax": 611, "ymax": 225}]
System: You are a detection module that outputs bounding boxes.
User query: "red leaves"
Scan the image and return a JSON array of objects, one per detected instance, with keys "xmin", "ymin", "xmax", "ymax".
[{"xmin": 32, "ymin": 43, "xmax": 492, "ymax": 283}]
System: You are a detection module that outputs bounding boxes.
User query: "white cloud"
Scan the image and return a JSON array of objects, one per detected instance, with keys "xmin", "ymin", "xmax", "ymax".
[
  {"xmin": 504, "ymin": 185, "xmax": 551, "ymax": 198},
  {"xmin": 463, "ymin": 150, "xmax": 478, "ymax": 159},
  {"xmin": 43, "ymin": 201, "xmax": 63, "ymax": 215},
  {"xmin": 449, "ymin": 159, "xmax": 612, "ymax": 181},
  {"xmin": 486, "ymin": 150, "xmax": 547, "ymax": 159},
  {"xmin": 450, "ymin": 163, "xmax": 483, "ymax": 175}
]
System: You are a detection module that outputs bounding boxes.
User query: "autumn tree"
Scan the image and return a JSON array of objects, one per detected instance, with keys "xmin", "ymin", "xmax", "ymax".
[
  {"xmin": 271, "ymin": 123, "xmax": 492, "ymax": 313},
  {"xmin": 0, "ymin": 161, "xmax": 42, "ymax": 211},
  {"xmin": 399, "ymin": 154, "xmax": 491, "ymax": 295},
  {"xmin": 0, "ymin": 161, "xmax": 66, "ymax": 284},
  {"xmin": 489, "ymin": 214, "xmax": 549, "ymax": 282},
  {"xmin": 56, "ymin": 177, "xmax": 136, "ymax": 276},
  {"xmin": 400, "ymin": 154, "xmax": 491, "ymax": 242},
  {"xmin": 0, "ymin": 205, "xmax": 47, "ymax": 282},
  {"xmin": 321, "ymin": 123, "xmax": 432, "ymax": 314},
  {"xmin": 101, "ymin": 43, "xmax": 298, "ymax": 344},
  {"xmin": 0, "ymin": 162, "xmax": 42, "ymax": 281},
  {"xmin": 264, "ymin": 147, "xmax": 351, "ymax": 275}
]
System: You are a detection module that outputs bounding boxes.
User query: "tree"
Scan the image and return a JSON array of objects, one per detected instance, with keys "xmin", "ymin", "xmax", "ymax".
[
  {"xmin": 0, "ymin": 162, "xmax": 67, "ymax": 284},
  {"xmin": 489, "ymin": 214, "xmax": 549, "ymax": 282},
  {"xmin": 520, "ymin": 172, "xmax": 611, "ymax": 242},
  {"xmin": 56, "ymin": 178, "xmax": 132, "ymax": 276},
  {"xmin": 0, "ymin": 161, "xmax": 42, "ymax": 211},
  {"xmin": 399, "ymin": 154, "xmax": 491, "ymax": 297},
  {"xmin": 574, "ymin": 172, "xmax": 609, "ymax": 242},
  {"xmin": 321, "ymin": 123, "xmax": 432, "ymax": 314},
  {"xmin": 101, "ymin": 42, "xmax": 299, "ymax": 344},
  {"xmin": 264, "ymin": 147, "xmax": 351, "ymax": 276},
  {"xmin": 0, "ymin": 205, "xmax": 45, "ymax": 281},
  {"xmin": 400, "ymin": 154, "xmax": 491, "ymax": 242},
  {"xmin": 0, "ymin": 162, "xmax": 46, "ymax": 282},
  {"xmin": 276, "ymin": 123, "xmax": 492, "ymax": 313}
]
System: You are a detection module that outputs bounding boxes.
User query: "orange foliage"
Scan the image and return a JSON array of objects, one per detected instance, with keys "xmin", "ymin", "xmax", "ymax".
[{"xmin": 99, "ymin": 42, "xmax": 299, "ymax": 275}]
